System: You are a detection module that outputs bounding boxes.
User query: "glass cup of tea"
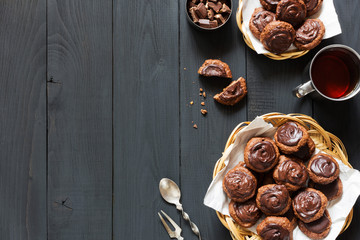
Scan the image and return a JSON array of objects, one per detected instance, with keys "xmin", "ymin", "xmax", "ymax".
[{"xmin": 294, "ymin": 44, "xmax": 360, "ymax": 101}]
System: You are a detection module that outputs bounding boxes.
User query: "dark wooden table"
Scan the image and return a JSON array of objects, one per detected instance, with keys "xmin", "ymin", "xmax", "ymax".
[{"xmin": 1, "ymin": 0, "xmax": 359, "ymax": 239}]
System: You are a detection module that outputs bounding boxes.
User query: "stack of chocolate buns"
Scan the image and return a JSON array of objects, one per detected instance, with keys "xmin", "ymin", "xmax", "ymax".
[
  {"xmin": 222, "ymin": 121, "xmax": 342, "ymax": 239},
  {"xmin": 249, "ymin": 0, "xmax": 326, "ymax": 54}
]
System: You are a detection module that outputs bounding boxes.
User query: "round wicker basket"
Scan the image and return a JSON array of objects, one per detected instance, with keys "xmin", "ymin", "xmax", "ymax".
[
  {"xmin": 213, "ymin": 113, "xmax": 353, "ymax": 240},
  {"xmin": 236, "ymin": 0, "xmax": 309, "ymax": 60}
]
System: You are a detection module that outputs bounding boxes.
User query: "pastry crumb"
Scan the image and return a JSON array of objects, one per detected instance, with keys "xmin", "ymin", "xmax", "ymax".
[
  {"xmin": 193, "ymin": 124, "xmax": 198, "ymax": 129},
  {"xmin": 190, "ymin": 101, "xmax": 194, "ymax": 105},
  {"xmin": 201, "ymin": 109, "xmax": 208, "ymax": 115},
  {"xmin": 201, "ymin": 102, "xmax": 205, "ymax": 106},
  {"xmin": 200, "ymin": 88, "xmax": 203, "ymax": 92},
  {"xmin": 199, "ymin": 93, "xmax": 202, "ymax": 96},
  {"xmin": 184, "ymin": 68, "xmax": 187, "ymax": 70},
  {"xmin": 203, "ymin": 92, "xmax": 206, "ymax": 98}
]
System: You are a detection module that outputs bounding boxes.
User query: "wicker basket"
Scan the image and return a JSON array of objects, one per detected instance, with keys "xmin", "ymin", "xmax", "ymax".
[
  {"xmin": 236, "ymin": 0, "xmax": 309, "ymax": 60},
  {"xmin": 213, "ymin": 113, "xmax": 353, "ymax": 240}
]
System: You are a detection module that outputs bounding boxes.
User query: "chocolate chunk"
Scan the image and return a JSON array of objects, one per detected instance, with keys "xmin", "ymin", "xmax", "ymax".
[
  {"xmin": 189, "ymin": 7, "xmax": 200, "ymax": 23},
  {"xmin": 188, "ymin": 2, "xmax": 197, "ymax": 8},
  {"xmin": 208, "ymin": 2, "xmax": 222, "ymax": 13},
  {"xmin": 198, "ymin": 19, "xmax": 211, "ymax": 28},
  {"xmin": 214, "ymin": 14, "xmax": 226, "ymax": 24},
  {"xmin": 195, "ymin": 3, "xmax": 208, "ymax": 19},
  {"xmin": 207, "ymin": 9, "xmax": 215, "ymax": 20},
  {"xmin": 210, "ymin": 20, "xmax": 218, "ymax": 28},
  {"xmin": 191, "ymin": 0, "xmax": 199, "ymax": 3},
  {"xmin": 220, "ymin": 3, "xmax": 231, "ymax": 14}
]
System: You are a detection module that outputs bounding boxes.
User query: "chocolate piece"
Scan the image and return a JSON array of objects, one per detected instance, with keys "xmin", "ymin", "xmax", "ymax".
[
  {"xmin": 276, "ymin": 0, "xmax": 307, "ymax": 28},
  {"xmin": 188, "ymin": 2, "xmax": 197, "ymax": 8},
  {"xmin": 260, "ymin": 21, "xmax": 295, "ymax": 54},
  {"xmin": 277, "ymin": 122, "xmax": 303, "ymax": 146},
  {"xmin": 208, "ymin": 2, "xmax": 222, "ymax": 13},
  {"xmin": 195, "ymin": 3, "xmax": 208, "ymax": 19},
  {"xmin": 311, "ymin": 178, "xmax": 343, "ymax": 201},
  {"xmin": 191, "ymin": 0, "xmax": 199, "ymax": 3},
  {"xmin": 214, "ymin": 77, "xmax": 247, "ymax": 106},
  {"xmin": 293, "ymin": 188, "xmax": 327, "ymax": 223},
  {"xmin": 257, "ymin": 184, "xmax": 291, "ymax": 215},
  {"xmin": 229, "ymin": 199, "xmax": 262, "ymax": 228},
  {"xmin": 260, "ymin": 0, "xmax": 281, "ymax": 12},
  {"xmin": 214, "ymin": 14, "xmax": 226, "ymax": 24},
  {"xmin": 198, "ymin": 59, "xmax": 232, "ymax": 78},
  {"xmin": 189, "ymin": 7, "xmax": 200, "ymax": 23},
  {"xmin": 207, "ymin": 9, "xmax": 215, "ymax": 20},
  {"xmin": 223, "ymin": 166, "xmax": 257, "ymax": 202},
  {"xmin": 198, "ymin": 19, "xmax": 211, "ymax": 28},
  {"xmin": 220, "ymin": 3, "xmax": 231, "ymax": 14},
  {"xmin": 209, "ymin": 20, "xmax": 218, "ymax": 28}
]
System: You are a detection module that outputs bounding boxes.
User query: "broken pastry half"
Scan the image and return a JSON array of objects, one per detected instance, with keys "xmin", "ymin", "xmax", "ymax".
[
  {"xmin": 198, "ymin": 59, "xmax": 232, "ymax": 78},
  {"xmin": 214, "ymin": 77, "xmax": 247, "ymax": 106}
]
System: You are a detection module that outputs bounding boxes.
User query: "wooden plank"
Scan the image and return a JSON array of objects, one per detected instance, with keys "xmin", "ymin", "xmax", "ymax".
[
  {"xmin": 179, "ymin": 0, "xmax": 247, "ymax": 238},
  {"xmin": 113, "ymin": 0, "xmax": 180, "ymax": 239},
  {"xmin": 0, "ymin": 0, "xmax": 47, "ymax": 239},
  {"xmin": 313, "ymin": 1, "xmax": 360, "ymax": 239},
  {"xmin": 47, "ymin": 1, "xmax": 112, "ymax": 239}
]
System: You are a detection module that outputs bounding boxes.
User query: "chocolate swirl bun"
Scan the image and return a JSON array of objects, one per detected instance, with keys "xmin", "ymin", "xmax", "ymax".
[
  {"xmin": 293, "ymin": 188, "xmax": 327, "ymax": 223},
  {"xmin": 298, "ymin": 210, "xmax": 331, "ymax": 239},
  {"xmin": 274, "ymin": 121, "xmax": 309, "ymax": 155},
  {"xmin": 223, "ymin": 166, "xmax": 257, "ymax": 202},
  {"xmin": 257, "ymin": 216, "xmax": 292, "ymax": 240},
  {"xmin": 260, "ymin": 21, "xmax": 295, "ymax": 54},
  {"xmin": 308, "ymin": 153, "xmax": 340, "ymax": 184},
  {"xmin": 244, "ymin": 137, "xmax": 280, "ymax": 173},
  {"xmin": 260, "ymin": 0, "xmax": 281, "ymax": 12},
  {"xmin": 198, "ymin": 59, "xmax": 232, "ymax": 78},
  {"xmin": 303, "ymin": 0, "xmax": 323, "ymax": 16},
  {"xmin": 229, "ymin": 199, "xmax": 262, "ymax": 228},
  {"xmin": 310, "ymin": 178, "xmax": 343, "ymax": 201},
  {"xmin": 256, "ymin": 184, "xmax": 291, "ymax": 215},
  {"xmin": 276, "ymin": 0, "xmax": 307, "ymax": 28},
  {"xmin": 249, "ymin": 8, "xmax": 276, "ymax": 39},
  {"xmin": 294, "ymin": 19, "xmax": 325, "ymax": 50},
  {"xmin": 273, "ymin": 155, "xmax": 308, "ymax": 191},
  {"xmin": 214, "ymin": 77, "xmax": 247, "ymax": 106}
]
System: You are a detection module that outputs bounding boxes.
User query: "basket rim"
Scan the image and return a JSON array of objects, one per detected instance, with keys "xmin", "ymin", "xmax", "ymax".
[
  {"xmin": 236, "ymin": 0, "xmax": 309, "ymax": 60},
  {"xmin": 213, "ymin": 113, "xmax": 353, "ymax": 240}
]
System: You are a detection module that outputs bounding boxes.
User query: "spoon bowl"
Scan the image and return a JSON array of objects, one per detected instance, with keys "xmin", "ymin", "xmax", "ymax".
[{"xmin": 159, "ymin": 178, "xmax": 181, "ymax": 206}]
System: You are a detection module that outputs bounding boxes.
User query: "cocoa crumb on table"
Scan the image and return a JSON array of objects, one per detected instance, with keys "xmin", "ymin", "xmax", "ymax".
[
  {"xmin": 201, "ymin": 109, "xmax": 208, "ymax": 115},
  {"xmin": 201, "ymin": 102, "xmax": 205, "ymax": 106},
  {"xmin": 193, "ymin": 124, "xmax": 198, "ymax": 129},
  {"xmin": 203, "ymin": 92, "xmax": 206, "ymax": 98},
  {"xmin": 190, "ymin": 101, "xmax": 194, "ymax": 105}
]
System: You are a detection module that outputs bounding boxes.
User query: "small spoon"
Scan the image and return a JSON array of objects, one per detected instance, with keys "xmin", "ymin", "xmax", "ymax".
[{"xmin": 159, "ymin": 178, "xmax": 202, "ymax": 240}]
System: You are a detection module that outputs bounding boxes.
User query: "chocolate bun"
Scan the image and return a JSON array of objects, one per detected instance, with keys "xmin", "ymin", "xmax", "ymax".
[
  {"xmin": 249, "ymin": 8, "xmax": 276, "ymax": 39},
  {"xmin": 276, "ymin": 0, "xmax": 307, "ymax": 28},
  {"xmin": 298, "ymin": 210, "xmax": 331, "ymax": 239},
  {"xmin": 257, "ymin": 216, "xmax": 293, "ymax": 240},
  {"xmin": 260, "ymin": 0, "xmax": 281, "ymax": 12},
  {"xmin": 214, "ymin": 77, "xmax": 247, "ymax": 106},
  {"xmin": 292, "ymin": 188, "xmax": 327, "ymax": 223},
  {"xmin": 303, "ymin": 0, "xmax": 323, "ymax": 16},
  {"xmin": 310, "ymin": 177, "xmax": 343, "ymax": 201},
  {"xmin": 274, "ymin": 121, "xmax": 309, "ymax": 155},
  {"xmin": 223, "ymin": 166, "xmax": 257, "ymax": 202},
  {"xmin": 256, "ymin": 184, "xmax": 291, "ymax": 215},
  {"xmin": 244, "ymin": 137, "xmax": 280, "ymax": 173},
  {"xmin": 229, "ymin": 199, "xmax": 262, "ymax": 228},
  {"xmin": 198, "ymin": 59, "xmax": 232, "ymax": 78},
  {"xmin": 294, "ymin": 19, "xmax": 325, "ymax": 50},
  {"xmin": 308, "ymin": 153, "xmax": 340, "ymax": 184},
  {"xmin": 260, "ymin": 21, "xmax": 295, "ymax": 54}
]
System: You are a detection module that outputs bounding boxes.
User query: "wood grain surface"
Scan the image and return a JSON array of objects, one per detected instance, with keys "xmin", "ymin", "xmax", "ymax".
[{"xmin": 0, "ymin": 0, "xmax": 359, "ymax": 239}]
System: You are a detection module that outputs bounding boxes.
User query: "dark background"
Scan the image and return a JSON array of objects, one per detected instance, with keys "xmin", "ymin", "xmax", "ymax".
[{"xmin": 0, "ymin": 0, "xmax": 359, "ymax": 239}]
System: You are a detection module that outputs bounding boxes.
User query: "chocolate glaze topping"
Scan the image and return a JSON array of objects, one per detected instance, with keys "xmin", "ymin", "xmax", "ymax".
[
  {"xmin": 296, "ymin": 19, "xmax": 320, "ymax": 44},
  {"xmin": 276, "ymin": 0, "xmax": 306, "ymax": 28},
  {"xmin": 313, "ymin": 179, "xmax": 340, "ymax": 200},
  {"xmin": 260, "ymin": 223, "xmax": 290, "ymax": 240},
  {"xmin": 219, "ymin": 81, "xmax": 244, "ymax": 102},
  {"xmin": 303, "ymin": 211, "xmax": 330, "ymax": 234},
  {"xmin": 310, "ymin": 155, "xmax": 337, "ymax": 178},
  {"xmin": 201, "ymin": 64, "xmax": 226, "ymax": 77},
  {"xmin": 260, "ymin": 185, "xmax": 289, "ymax": 213},
  {"xmin": 278, "ymin": 159, "xmax": 308, "ymax": 186},
  {"xmin": 264, "ymin": 27, "xmax": 294, "ymax": 54},
  {"xmin": 253, "ymin": 10, "xmax": 276, "ymax": 32},
  {"xmin": 233, "ymin": 200, "xmax": 262, "ymax": 223},
  {"xmin": 263, "ymin": 0, "xmax": 281, "ymax": 10},
  {"xmin": 277, "ymin": 122, "xmax": 303, "ymax": 146},
  {"xmin": 224, "ymin": 170, "xmax": 256, "ymax": 199},
  {"xmin": 248, "ymin": 141, "xmax": 276, "ymax": 170},
  {"xmin": 304, "ymin": 0, "xmax": 318, "ymax": 14},
  {"xmin": 294, "ymin": 191, "xmax": 321, "ymax": 220}
]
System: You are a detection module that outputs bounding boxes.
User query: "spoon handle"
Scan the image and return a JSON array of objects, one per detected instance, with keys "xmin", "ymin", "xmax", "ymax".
[{"xmin": 177, "ymin": 205, "xmax": 201, "ymax": 240}]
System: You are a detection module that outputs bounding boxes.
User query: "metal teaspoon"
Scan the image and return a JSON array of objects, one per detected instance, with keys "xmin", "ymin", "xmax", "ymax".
[{"xmin": 159, "ymin": 178, "xmax": 202, "ymax": 240}]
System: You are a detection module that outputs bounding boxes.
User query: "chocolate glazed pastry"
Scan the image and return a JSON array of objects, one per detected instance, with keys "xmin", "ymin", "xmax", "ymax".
[
  {"xmin": 223, "ymin": 166, "xmax": 257, "ymax": 202},
  {"xmin": 249, "ymin": 8, "xmax": 276, "ymax": 39},
  {"xmin": 198, "ymin": 59, "xmax": 232, "ymax": 78},
  {"xmin": 274, "ymin": 121, "xmax": 309, "ymax": 155},
  {"xmin": 308, "ymin": 153, "xmax": 340, "ymax": 184},
  {"xmin": 257, "ymin": 216, "xmax": 293, "ymax": 240},
  {"xmin": 244, "ymin": 137, "xmax": 280, "ymax": 173},
  {"xmin": 292, "ymin": 188, "xmax": 327, "ymax": 223},
  {"xmin": 276, "ymin": 0, "xmax": 307, "ymax": 28},
  {"xmin": 298, "ymin": 210, "xmax": 332, "ymax": 239},
  {"xmin": 294, "ymin": 19, "xmax": 325, "ymax": 50},
  {"xmin": 303, "ymin": 0, "xmax": 323, "ymax": 16},
  {"xmin": 273, "ymin": 155, "xmax": 308, "ymax": 191},
  {"xmin": 309, "ymin": 177, "xmax": 343, "ymax": 201},
  {"xmin": 260, "ymin": 0, "xmax": 281, "ymax": 12},
  {"xmin": 229, "ymin": 199, "xmax": 262, "ymax": 228},
  {"xmin": 214, "ymin": 77, "xmax": 247, "ymax": 106},
  {"xmin": 260, "ymin": 21, "xmax": 295, "ymax": 54},
  {"xmin": 256, "ymin": 184, "xmax": 291, "ymax": 215}
]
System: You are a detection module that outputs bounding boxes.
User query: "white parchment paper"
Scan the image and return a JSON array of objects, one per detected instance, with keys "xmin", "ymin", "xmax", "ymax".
[
  {"xmin": 203, "ymin": 117, "xmax": 360, "ymax": 239},
  {"xmin": 242, "ymin": 0, "xmax": 342, "ymax": 54}
]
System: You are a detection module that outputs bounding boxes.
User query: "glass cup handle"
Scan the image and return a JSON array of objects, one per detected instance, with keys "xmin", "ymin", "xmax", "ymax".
[{"xmin": 293, "ymin": 81, "xmax": 316, "ymax": 98}]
